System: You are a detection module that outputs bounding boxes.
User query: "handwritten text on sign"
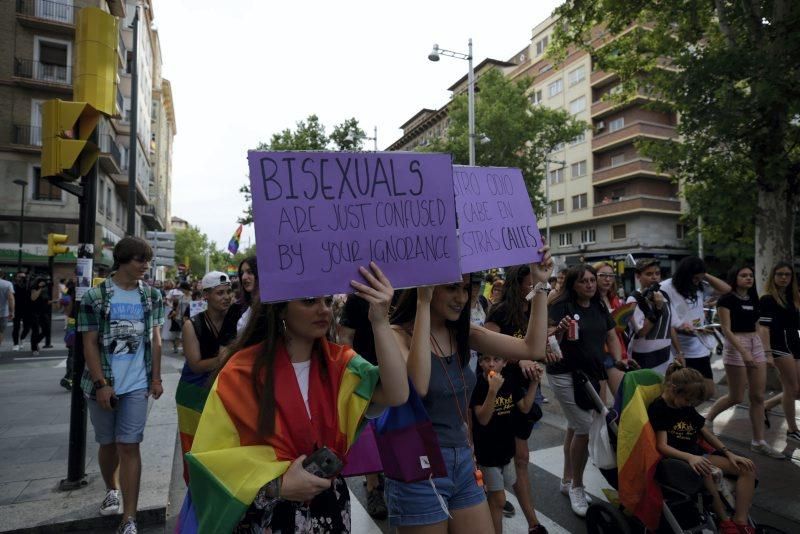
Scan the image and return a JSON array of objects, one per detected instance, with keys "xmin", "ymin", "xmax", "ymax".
[
  {"xmin": 247, "ymin": 151, "xmax": 461, "ymax": 302},
  {"xmin": 453, "ymin": 165, "xmax": 543, "ymax": 273}
]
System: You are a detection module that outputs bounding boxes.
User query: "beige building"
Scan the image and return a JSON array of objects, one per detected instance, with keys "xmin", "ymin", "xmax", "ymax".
[
  {"xmin": 0, "ymin": 0, "xmax": 176, "ymax": 281},
  {"xmin": 389, "ymin": 16, "xmax": 689, "ymax": 281}
]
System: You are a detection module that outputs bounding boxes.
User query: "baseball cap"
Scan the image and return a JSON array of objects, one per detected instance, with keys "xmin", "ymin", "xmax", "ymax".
[{"xmin": 201, "ymin": 271, "xmax": 231, "ymax": 290}]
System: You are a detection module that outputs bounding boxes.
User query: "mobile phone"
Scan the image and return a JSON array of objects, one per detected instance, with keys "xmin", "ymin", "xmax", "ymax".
[{"xmin": 302, "ymin": 447, "xmax": 343, "ymax": 478}]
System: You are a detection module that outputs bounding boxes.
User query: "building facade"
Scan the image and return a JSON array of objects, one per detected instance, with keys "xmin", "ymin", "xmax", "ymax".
[
  {"xmin": 0, "ymin": 0, "xmax": 176, "ymax": 282},
  {"xmin": 388, "ymin": 16, "xmax": 690, "ymax": 282}
]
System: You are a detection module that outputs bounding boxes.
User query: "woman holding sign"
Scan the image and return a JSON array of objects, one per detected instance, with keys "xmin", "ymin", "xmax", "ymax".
[
  {"xmin": 385, "ymin": 248, "xmax": 555, "ymax": 533},
  {"xmin": 176, "ymin": 262, "xmax": 409, "ymax": 534}
]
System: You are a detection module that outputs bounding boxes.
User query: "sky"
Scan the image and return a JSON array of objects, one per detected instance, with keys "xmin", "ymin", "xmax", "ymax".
[{"xmin": 154, "ymin": 0, "xmax": 563, "ymax": 251}]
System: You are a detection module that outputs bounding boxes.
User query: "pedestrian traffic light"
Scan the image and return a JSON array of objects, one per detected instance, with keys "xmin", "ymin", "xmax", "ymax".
[
  {"xmin": 41, "ymin": 99, "xmax": 100, "ymax": 180},
  {"xmin": 47, "ymin": 233, "xmax": 69, "ymax": 256},
  {"xmin": 75, "ymin": 7, "xmax": 118, "ymax": 116}
]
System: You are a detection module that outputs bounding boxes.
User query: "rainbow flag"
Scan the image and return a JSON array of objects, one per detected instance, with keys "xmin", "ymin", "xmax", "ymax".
[
  {"xmin": 616, "ymin": 369, "xmax": 664, "ymax": 531},
  {"xmin": 227, "ymin": 224, "xmax": 243, "ymax": 255},
  {"xmin": 175, "ymin": 365, "xmax": 211, "ymax": 485},
  {"xmin": 176, "ymin": 339, "xmax": 379, "ymax": 534},
  {"xmin": 612, "ymin": 302, "xmax": 637, "ymax": 332}
]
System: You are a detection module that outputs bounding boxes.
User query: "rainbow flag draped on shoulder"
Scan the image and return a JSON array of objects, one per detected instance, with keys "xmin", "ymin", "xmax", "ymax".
[
  {"xmin": 616, "ymin": 369, "xmax": 664, "ymax": 531},
  {"xmin": 175, "ymin": 365, "xmax": 212, "ymax": 485},
  {"xmin": 176, "ymin": 339, "xmax": 379, "ymax": 534}
]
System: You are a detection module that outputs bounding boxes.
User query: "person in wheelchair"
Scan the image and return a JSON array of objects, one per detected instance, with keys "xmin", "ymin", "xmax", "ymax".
[{"xmin": 649, "ymin": 362, "xmax": 757, "ymax": 534}]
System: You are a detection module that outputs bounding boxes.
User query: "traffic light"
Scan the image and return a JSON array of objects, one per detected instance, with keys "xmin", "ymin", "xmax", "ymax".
[
  {"xmin": 47, "ymin": 233, "xmax": 70, "ymax": 256},
  {"xmin": 75, "ymin": 7, "xmax": 119, "ymax": 116},
  {"xmin": 41, "ymin": 99, "xmax": 100, "ymax": 180}
]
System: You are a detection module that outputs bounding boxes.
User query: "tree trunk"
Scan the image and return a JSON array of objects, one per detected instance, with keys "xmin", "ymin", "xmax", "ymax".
[{"xmin": 755, "ymin": 180, "xmax": 796, "ymax": 291}]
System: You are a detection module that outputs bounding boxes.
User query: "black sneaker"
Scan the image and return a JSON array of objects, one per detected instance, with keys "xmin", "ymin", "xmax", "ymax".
[
  {"xmin": 529, "ymin": 525, "xmax": 549, "ymax": 534},
  {"xmin": 503, "ymin": 500, "xmax": 516, "ymax": 517},
  {"xmin": 366, "ymin": 488, "xmax": 388, "ymax": 520},
  {"xmin": 60, "ymin": 378, "xmax": 72, "ymax": 391}
]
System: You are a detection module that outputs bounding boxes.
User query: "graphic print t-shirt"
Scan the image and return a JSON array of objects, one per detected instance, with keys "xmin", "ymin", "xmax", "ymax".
[
  {"xmin": 109, "ymin": 284, "xmax": 148, "ymax": 394},
  {"xmin": 470, "ymin": 376, "xmax": 524, "ymax": 467},
  {"xmin": 647, "ymin": 396, "xmax": 706, "ymax": 455}
]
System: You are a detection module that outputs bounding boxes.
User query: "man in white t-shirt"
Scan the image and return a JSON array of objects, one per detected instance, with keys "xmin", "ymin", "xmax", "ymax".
[
  {"xmin": 659, "ymin": 256, "xmax": 731, "ymax": 398},
  {"xmin": 0, "ymin": 270, "xmax": 15, "ymax": 351}
]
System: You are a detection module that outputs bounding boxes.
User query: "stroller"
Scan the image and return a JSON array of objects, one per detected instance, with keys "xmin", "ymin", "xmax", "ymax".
[{"xmin": 578, "ymin": 369, "xmax": 785, "ymax": 534}]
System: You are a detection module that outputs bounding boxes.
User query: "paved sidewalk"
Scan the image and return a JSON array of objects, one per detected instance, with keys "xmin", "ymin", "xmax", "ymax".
[{"xmin": 0, "ymin": 332, "xmax": 182, "ymax": 533}]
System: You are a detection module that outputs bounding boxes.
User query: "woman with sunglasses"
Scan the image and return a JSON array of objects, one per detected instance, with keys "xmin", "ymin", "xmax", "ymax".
[{"xmin": 759, "ymin": 262, "xmax": 800, "ymax": 444}]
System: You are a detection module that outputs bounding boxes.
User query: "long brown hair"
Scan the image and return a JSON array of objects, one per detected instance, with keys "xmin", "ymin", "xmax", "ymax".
[
  {"xmin": 764, "ymin": 261, "xmax": 800, "ymax": 308},
  {"xmin": 489, "ymin": 265, "xmax": 531, "ymax": 334}
]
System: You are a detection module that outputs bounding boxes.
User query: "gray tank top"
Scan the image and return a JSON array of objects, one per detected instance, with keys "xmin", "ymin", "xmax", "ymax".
[{"xmin": 422, "ymin": 352, "xmax": 476, "ymax": 448}]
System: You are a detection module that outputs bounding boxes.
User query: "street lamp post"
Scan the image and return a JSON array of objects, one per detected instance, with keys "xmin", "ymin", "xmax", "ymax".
[
  {"xmin": 13, "ymin": 179, "xmax": 28, "ymax": 270},
  {"xmin": 544, "ymin": 158, "xmax": 566, "ymax": 246},
  {"xmin": 428, "ymin": 39, "xmax": 475, "ymax": 166},
  {"xmin": 365, "ymin": 125, "xmax": 378, "ymax": 151}
]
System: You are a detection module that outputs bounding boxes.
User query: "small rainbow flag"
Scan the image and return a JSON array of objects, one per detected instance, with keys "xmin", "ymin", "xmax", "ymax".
[
  {"xmin": 616, "ymin": 369, "xmax": 664, "ymax": 531},
  {"xmin": 227, "ymin": 224, "xmax": 242, "ymax": 255},
  {"xmin": 612, "ymin": 302, "xmax": 637, "ymax": 332}
]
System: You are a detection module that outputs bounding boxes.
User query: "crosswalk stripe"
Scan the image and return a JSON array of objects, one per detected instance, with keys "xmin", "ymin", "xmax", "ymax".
[
  {"xmin": 503, "ymin": 490, "xmax": 572, "ymax": 534},
  {"xmin": 349, "ymin": 488, "xmax": 384, "ymax": 533}
]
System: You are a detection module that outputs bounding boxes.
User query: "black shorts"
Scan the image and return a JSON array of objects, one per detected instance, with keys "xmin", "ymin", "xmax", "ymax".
[
  {"xmin": 684, "ymin": 355, "xmax": 713, "ymax": 379},
  {"xmin": 772, "ymin": 338, "xmax": 800, "ymax": 360},
  {"xmin": 512, "ymin": 406, "xmax": 542, "ymax": 441}
]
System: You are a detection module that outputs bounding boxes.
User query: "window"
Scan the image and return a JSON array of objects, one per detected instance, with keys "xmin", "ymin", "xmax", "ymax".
[
  {"xmin": 676, "ymin": 224, "xmax": 689, "ymax": 239},
  {"xmin": 31, "ymin": 166, "xmax": 61, "ymax": 201},
  {"xmin": 535, "ymin": 36, "xmax": 549, "ymax": 56},
  {"xmin": 610, "ymin": 154, "xmax": 626, "ymax": 167},
  {"xmin": 581, "ymin": 229, "xmax": 596, "ymax": 244},
  {"xmin": 98, "ymin": 177, "xmax": 104, "ymax": 214},
  {"xmin": 548, "ymin": 79, "xmax": 563, "ymax": 97},
  {"xmin": 568, "ymin": 66, "xmax": 586, "ymax": 86},
  {"xmin": 608, "ymin": 117, "xmax": 625, "ymax": 132},
  {"xmin": 569, "ymin": 96, "xmax": 587, "ymax": 114},
  {"xmin": 106, "ymin": 186, "xmax": 113, "ymax": 220},
  {"xmin": 548, "ymin": 168, "xmax": 564, "ymax": 185},
  {"xmin": 530, "ymin": 90, "xmax": 543, "ymax": 105},
  {"xmin": 571, "ymin": 160, "xmax": 588, "ymax": 178},
  {"xmin": 35, "ymin": 38, "xmax": 70, "ymax": 83},
  {"xmin": 612, "ymin": 224, "xmax": 627, "ymax": 240},
  {"xmin": 550, "ymin": 199, "xmax": 565, "ymax": 214},
  {"xmin": 572, "ymin": 193, "xmax": 588, "ymax": 210},
  {"xmin": 570, "ymin": 132, "xmax": 586, "ymax": 145},
  {"xmin": 558, "ymin": 232, "xmax": 573, "ymax": 247}
]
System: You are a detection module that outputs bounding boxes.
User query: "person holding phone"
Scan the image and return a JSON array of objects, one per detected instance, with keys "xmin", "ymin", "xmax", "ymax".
[{"xmin": 181, "ymin": 262, "xmax": 409, "ymax": 534}]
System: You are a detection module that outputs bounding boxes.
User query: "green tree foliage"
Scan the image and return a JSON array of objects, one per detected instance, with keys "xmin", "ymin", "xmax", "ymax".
[
  {"xmin": 239, "ymin": 116, "xmax": 366, "ymax": 224},
  {"xmin": 424, "ymin": 68, "xmax": 587, "ymax": 214},
  {"xmin": 174, "ymin": 226, "xmax": 227, "ymax": 278},
  {"xmin": 552, "ymin": 0, "xmax": 799, "ymax": 280}
]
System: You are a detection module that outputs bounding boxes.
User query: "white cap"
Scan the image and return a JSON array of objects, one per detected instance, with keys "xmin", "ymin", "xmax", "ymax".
[{"xmin": 201, "ymin": 271, "xmax": 230, "ymax": 290}]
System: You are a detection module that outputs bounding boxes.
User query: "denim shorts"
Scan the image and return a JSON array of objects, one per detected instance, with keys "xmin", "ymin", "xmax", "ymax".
[
  {"xmin": 87, "ymin": 388, "xmax": 149, "ymax": 444},
  {"xmin": 384, "ymin": 445, "xmax": 487, "ymax": 527},
  {"xmin": 480, "ymin": 462, "xmax": 516, "ymax": 492}
]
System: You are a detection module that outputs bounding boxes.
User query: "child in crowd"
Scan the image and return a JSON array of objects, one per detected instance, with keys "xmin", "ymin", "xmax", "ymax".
[
  {"xmin": 648, "ymin": 362, "xmax": 757, "ymax": 534},
  {"xmin": 470, "ymin": 354, "xmax": 544, "ymax": 534}
]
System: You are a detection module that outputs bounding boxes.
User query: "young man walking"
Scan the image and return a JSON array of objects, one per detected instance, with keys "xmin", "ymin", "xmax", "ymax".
[
  {"xmin": 78, "ymin": 237, "xmax": 164, "ymax": 534},
  {"xmin": 0, "ymin": 270, "xmax": 14, "ymax": 353}
]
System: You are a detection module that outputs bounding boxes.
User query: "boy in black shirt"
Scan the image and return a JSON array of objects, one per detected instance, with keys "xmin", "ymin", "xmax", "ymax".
[{"xmin": 470, "ymin": 354, "xmax": 542, "ymax": 534}]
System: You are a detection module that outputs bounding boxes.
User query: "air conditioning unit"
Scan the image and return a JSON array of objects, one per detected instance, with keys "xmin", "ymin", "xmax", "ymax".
[{"xmin": 596, "ymin": 121, "xmax": 605, "ymax": 131}]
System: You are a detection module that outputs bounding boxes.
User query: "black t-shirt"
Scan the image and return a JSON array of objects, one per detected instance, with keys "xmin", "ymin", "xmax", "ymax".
[
  {"xmin": 758, "ymin": 295, "xmax": 800, "ymax": 353},
  {"xmin": 340, "ymin": 295, "xmax": 376, "ymax": 364},
  {"xmin": 547, "ymin": 299, "xmax": 614, "ymax": 379},
  {"xmin": 486, "ymin": 304, "xmax": 530, "ymax": 390},
  {"xmin": 191, "ymin": 307, "xmax": 239, "ymax": 361},
  {"xmin": 717, "ymin": 293, "xmax": 759, "ymax": 333},
  {"xmin": 470, "ymin": 374, "xmax": 524, "ymax": 466},
  {"xmin": 647, "ymin": 396, "xmax": 706, "ymax": 455}
]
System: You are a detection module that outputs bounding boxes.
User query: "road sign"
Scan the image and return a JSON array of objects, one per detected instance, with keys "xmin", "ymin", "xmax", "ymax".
[{"xmin": 146, "ymin": 231, "xmax": 175, "ymax": 241}]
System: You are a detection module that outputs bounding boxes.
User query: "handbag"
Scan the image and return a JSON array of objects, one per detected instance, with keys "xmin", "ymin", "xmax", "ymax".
[
  {"xmin": 341, "ymin": 420, "xmax": 383, "ymax": 477},
  {"xmin": 572, "ymin": 369, "xmax": 600, "ymax": 412},
  {"xmin": 374, "ymin": 380, "xmax": 447, "ymax": 483},
  {"xmin": 588, "ymin": 410, "xmax": 617, "ymax": 470}
]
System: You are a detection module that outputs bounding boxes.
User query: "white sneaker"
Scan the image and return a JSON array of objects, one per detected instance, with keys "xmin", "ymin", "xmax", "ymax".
[
  {"xmin": 12, "ymin": 345, "xmax": 20, "ymax": 351},
  {"xmin": 569, "ymin": 485, "xmax": 589, "ymax": 517},
  {"xmin": 560, "ymin": 479, "xmax": 592, "ymax": 502},
  {"xmin": 750, "ymin": 442, "xmax": 786, "ymax": 459},
  {"xmin": 100, "ymin": 489, "xmax": 121, "ymax": 516},
  {"xmin": 32, "ymin": 350, "xmax": 39, "ymax": 356}
]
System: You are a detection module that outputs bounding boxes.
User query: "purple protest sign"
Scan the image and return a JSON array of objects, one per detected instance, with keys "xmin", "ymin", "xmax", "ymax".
[
  {"xmin": 247, "ymin": 151, "xmax": 461, "ymax": 302},
  {"xmin": 453, "ymin": 165, "xmax": 543, "ymax": 274}
]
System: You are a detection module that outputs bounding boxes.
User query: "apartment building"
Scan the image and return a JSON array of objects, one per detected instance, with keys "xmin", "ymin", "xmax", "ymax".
[
  {"xmin": 0, "ymin": 0, "xmax": 176, "ymax": 281},
  {"xmin": 388, "ymin": 16, "xmax": 690, "ymax": 282}
]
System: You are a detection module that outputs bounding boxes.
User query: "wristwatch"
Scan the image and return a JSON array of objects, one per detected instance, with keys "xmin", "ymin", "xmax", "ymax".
[
  {"xmin": 93, "ymin": 378, "xmax": 108, "ymax": 390},
  {"xmin": 526, "ymin": 282, "xmax": 552, "ymax": 301}
]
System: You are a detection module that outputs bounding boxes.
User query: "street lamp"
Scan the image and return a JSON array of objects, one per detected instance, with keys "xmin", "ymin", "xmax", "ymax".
[
  {"xmin": 13, "ymin": 179, "xmax": 27, "ymax": 270},
  {"xmin": 428, "ymin": 39, "xmax": 476, "ymax": 166},
  {"xmin": 345, "ymin": 126, "xmax": 379, "ymax": 151},
  {"xmin": 543, "ymin": 158, "xmax": 566, "ymax": 246}
]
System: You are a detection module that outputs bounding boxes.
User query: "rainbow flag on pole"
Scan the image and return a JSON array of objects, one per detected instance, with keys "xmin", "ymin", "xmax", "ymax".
[
  {"xmin": 616, "ymin": 369, "xmax": 664, "ymax": 531},
  {"xmin": 227, "ymin": 224, "xmax": 243, "ymax": 255},
  {"xmin": 176, "ymin": 340, "xmax": 379, "ymax": 533},
  {"xmin": 611, "ymin": 302, "xmax": 637, "ymax": 332}
]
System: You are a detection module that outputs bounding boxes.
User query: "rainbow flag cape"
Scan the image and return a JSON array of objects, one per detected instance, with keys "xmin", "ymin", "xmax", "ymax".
[
  {"xmin": 176, "ymin": 339, "xmax": 379, "ymax": 534},
  {"xmin": 616, "ymin": 369, "xmax": 664, "ymax": 531},
  {"xmin": 175, "ymin": 365, "xmax": 212, "ymax": 485},
  {"xmin": 612, "ymin": 302, "xmax": 637, "ymax": 332},
  {"xmin": 227, "ymin": 224, "xmax": 242, "ymax": 255}
]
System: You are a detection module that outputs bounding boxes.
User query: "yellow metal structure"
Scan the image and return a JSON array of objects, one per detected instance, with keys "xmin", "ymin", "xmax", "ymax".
[
  {"xmin": 47, "ymin": 233, "xmax": 70, "ymax": 256},
  {"xmin": 41, "ymin": 99, "xmax": 100, "ymax": 180},
  {"xmin": 75, "ymin": 7, "xmax": 119, "ymax": 116}
]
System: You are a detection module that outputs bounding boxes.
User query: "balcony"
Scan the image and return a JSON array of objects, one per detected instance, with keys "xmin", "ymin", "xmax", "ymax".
[
  {"xmin": 593, "ymin": 159, "xmax": 668, "ymax": 185},
  {"xmin": 13, "ymin": 58, "xmax": 72, "ymax": 92},
  {"xmin": 15, "ymin": 0, "xmax": 76, "ymax": 33},
  {"xmin": 593, "ymin": 195, "xmax": 681, "ymax": 218},
  {"xmin": 592, "ymin": 121, "xmax": 676, "ymax": 152},
  {"xmin": 12, "ymin": 124, "xmax": 42, "ymax": 148},
  {"xmin": 141, "ymin": 204, "xmax": 165, "ymax": 231},
  {"xmin": 591, "ymin": 90, "xmax": 657, "ymax": 119},
  {"xmin": 110, "ymin": 169, "xmax": 149, "ymax": 206},
  {"xmin": 98, "ymin": 135, "xmax": 123, "ymax": 174},
  {"xmin": 590, "ymin": 69, "xmax": 617, "ymax": 88}
]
